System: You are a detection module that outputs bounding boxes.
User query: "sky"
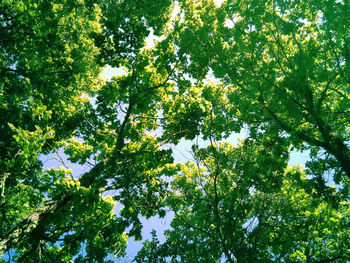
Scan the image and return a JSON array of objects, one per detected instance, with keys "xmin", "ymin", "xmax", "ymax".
[
  {"xmin": 100, "ymin": 65, "xmax": 311, "ymax": 262},
  {"xmin": 28, "ymin": 44, "xmax": 314, "ymax": 263},
  {"xmin": 100, "ymin": 67, "xmax": 311, "ymax": 262}
]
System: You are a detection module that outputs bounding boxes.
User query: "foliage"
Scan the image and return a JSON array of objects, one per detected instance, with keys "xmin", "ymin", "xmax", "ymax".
[
  {"xmin": 136, "ymin": 140, "xmax": 349, "ymax": 262},
  {"xmin": 172, "ymin": 0, "xmax": 350, "ymax": 187},
  {"xmin": 0, "ymin": 0, "xmax": 174, "ymax": 261},
  {"xmin": 1, "ymin": 0, "xmax": 350, "ymax": 262}
]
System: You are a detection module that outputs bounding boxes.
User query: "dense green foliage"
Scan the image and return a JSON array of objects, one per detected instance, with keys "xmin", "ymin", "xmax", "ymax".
[
  {"xmin": 1, "ymin": 0, "xmax": 349, "ymax": 262},
  {"xmin": 136, "ymin": 141, "xmax": 349, "ymax": 262}
]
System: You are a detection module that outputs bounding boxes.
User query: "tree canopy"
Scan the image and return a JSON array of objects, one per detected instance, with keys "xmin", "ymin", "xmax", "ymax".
[{"xmin": 0, "ymin": 0, "xmax": 349, "ymax": 262}]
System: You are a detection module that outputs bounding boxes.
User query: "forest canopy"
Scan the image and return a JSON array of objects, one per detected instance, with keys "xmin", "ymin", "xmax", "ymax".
[{"xmin": 0, "ymin": 0, "xmax": 349, "ymax": 262}]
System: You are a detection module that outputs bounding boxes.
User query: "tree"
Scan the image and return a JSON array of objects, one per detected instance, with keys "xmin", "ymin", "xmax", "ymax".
[
  {"xmin": 170, "ymin": 0, "xmax": 350, "ymax": 192},
  {"xmin": 1, "ymin": 0, "xmax": 175, "ymax": 261},
  {"xmin": 1, "ymin": 0, "xmax": 350, "ymax": 262},
  {"xmin": 136, "ymin": 138, "xmax": 350, "ymax": 262},
  {"xmin": 135, "ymin": 0, "xmax": 350, "ymax": 261},
  {"xmin": 0, "ymin": 0, "xmax": 113, "ymax": 260}
]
